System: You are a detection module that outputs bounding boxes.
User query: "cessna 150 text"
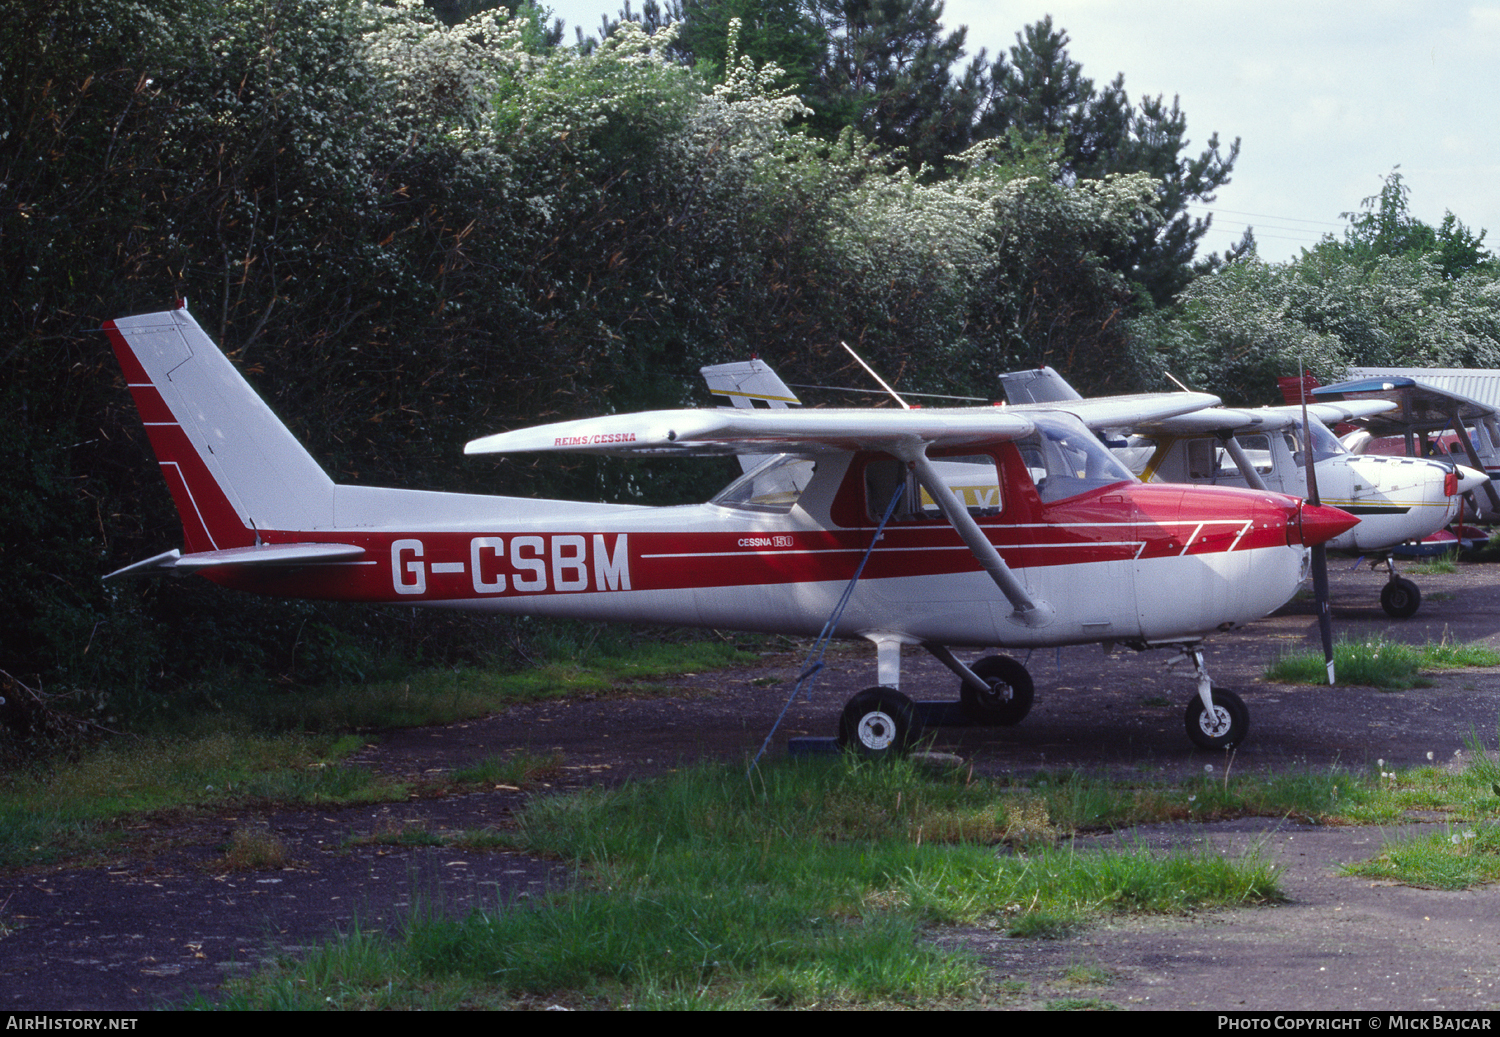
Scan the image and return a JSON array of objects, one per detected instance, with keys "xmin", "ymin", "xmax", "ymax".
[{"xmin": 104, "ymin": 308, "xmax": 1358, "ymax": 756}]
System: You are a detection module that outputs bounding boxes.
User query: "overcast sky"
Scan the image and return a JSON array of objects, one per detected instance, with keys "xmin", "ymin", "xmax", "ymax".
[{"xmin": 538, "ymin": 1, "xmax": 1500, "ymax": 264}]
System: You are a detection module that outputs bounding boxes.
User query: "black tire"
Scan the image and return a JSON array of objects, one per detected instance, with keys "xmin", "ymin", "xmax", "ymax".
[
  {"xmin": 959, "ymin": 655, "xmax": 1035, "ymax": 726},
  {"xmin": 1184, "ymin": 687, "xmax": 1250, "ymax": 750},
  {"xmin": 1381, "ymin": 577, "xmax": 1421, "ymax": 619},
  {"xmin": 838, "ymin": 687, "xmax": 917, "ymax": 759}
]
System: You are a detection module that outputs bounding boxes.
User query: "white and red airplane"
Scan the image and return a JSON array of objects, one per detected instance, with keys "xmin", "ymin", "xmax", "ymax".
[{"xmin": 103, "ymin": 307, "xmax": 1358, "ymax": 756}]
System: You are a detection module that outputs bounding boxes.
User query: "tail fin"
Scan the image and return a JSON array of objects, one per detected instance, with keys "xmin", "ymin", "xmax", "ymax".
[
  {"xmin": 104, "ymin": 307, "xmax": 335, "ymax": 552},
  {"xmin": 700, "ymin": 359, "xmax": 801, "ymax": 474},
  {"xmin": 998, "ymin": 366, "xmax": 1083, "ymax": 405},
  {"xmin": 700, "ymin": 359, "xmax": 801, "ymax": 410}
]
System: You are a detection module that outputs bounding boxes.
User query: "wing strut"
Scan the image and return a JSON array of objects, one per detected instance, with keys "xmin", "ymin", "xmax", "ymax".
[
  {"xmin": 1445, "ymin": 404, "xmax": 1500, "ymax": 514},
  {"xmin": 906, "ymin": 450, "xmax": 1054, "ymax": 627},
  {"xmin": 1219, "ymin": 434, "xmax": 1270, "ymax": 492}
]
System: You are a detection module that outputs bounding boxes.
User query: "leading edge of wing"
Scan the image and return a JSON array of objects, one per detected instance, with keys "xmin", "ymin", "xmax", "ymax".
[
  {"xmin": 1133, "ymin": 399, "xmax": 1397, "ymax": 436},
  {"xmin": 463, "ymin": 407, "xmax": 1038, "ymax": 457}
]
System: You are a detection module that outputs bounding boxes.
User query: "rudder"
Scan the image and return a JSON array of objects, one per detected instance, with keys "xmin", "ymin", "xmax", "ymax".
[{"xmin": 104, "ymin": 307, "xmax": 336, "ymax": 551}]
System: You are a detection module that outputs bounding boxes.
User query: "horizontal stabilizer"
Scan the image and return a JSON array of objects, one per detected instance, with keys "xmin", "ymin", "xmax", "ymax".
[
  {"xmin": 700, "ymin": 360, "xmax": 801, "ymax": 409},
  {"xmin": 105, "ymin": 542, "xmax": 365, "ymax": 580}
]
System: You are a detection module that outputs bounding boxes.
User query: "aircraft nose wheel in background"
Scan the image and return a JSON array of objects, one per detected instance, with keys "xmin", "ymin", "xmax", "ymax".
[
  {"xmin": 959, "ymin": 655, "xmax": 1035, "ymax": 725},
  {"xmin": 838, "ymin": 687, "xmax": 917, "ymax": 759},
  {"xmin": 1184, "ymin": 687, "xmax": 1250, "ymax": 750},
  {"xmin": 1380, "ymin": 577, "xmax": 1421, "ymax": 619}
]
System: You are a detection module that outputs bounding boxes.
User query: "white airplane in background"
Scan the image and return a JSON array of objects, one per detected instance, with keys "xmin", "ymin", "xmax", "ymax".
[
  {"xmin": 1311, "ymin": 374, "xmax": 1500, "ymax": 522},
  {"xmin": 103, "ymin": 307, "xmax": 1358, "ymax": 757},
  {"xmin": 998, "ymin": 367, "xmax": 1489, "ymax": 619}
]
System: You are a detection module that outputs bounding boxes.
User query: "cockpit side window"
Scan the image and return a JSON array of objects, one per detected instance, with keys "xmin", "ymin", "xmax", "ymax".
[
  {"xmin": 864, "ymin": 453, "xmax": 1002, "ymax": 522},
  {"xmin": 712, "ymin": 454, "xmax": 816, "ymax": 513},
  {"xmin": 1283, "ymin": 423, "xmax": 1344, "ymax": 466}
]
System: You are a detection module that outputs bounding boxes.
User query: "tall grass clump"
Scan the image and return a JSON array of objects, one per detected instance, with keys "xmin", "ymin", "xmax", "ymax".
[{"xmin": 1266, "ymin": 635, "xmax": 1500, "ymax": 689}]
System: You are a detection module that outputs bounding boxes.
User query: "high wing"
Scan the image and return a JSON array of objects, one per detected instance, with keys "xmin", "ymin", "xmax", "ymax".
[
  {"xmin": 996, "ymin": 364, "xmax": 1395, "ymax": 433},
  {"xmin": 465, "ymin": 407, "xmax": 1038, "ymax": 457},
  {"xmin": 1131, "ymin": 400, "xmax": 1397, "ymax": 437},
  {"xmin": 1312, "ymin": 375, "xmax": 1497, "ymax": 437},
  {"xmin": 1003, "ymin": 392, "xmax": 1223, "ymax": 431},
  {"xmin": 466, "ymin": 384, "xmax": 1220, "ymax": 459},
  {"xmin": 994, "ymin": 364, "xmax": 1227, "ymax": 429}
]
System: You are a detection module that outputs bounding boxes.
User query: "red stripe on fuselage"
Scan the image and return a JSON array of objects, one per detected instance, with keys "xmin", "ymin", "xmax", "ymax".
[{"xmin": 205, "ymin": 490, "xmax": 1296, "ymax": 603}]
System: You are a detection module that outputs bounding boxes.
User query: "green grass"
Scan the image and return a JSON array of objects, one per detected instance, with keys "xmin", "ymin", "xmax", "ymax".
[
  {"xmin": 202, "ymin": 727, "xmax": 1500, "ymax": 1008},
  {"xmin": 203, "ymin": 636, "xmax": 757, "ymax": 735},
  {"xmin": 1343, "ymin": 823, "xmax": 1500, "ymax": 889},
  {"xmin": 0, "ymin": 731, "xmax": 401, "ymax": 868},
  {"xmin": 212, "ymin": 758, "xmax": 1284, "ymax": 1010},
  {"xmin": 1265, "ymin": 635, "xmax": 1500, "ymax": 689},
  {"xmin": 1341, "ymin": 727, "xmax": 1500, "ymax": 888},
  {"xmin": 1406, "ymin": 551, "xmax": 1460, "ymax": 575},
  {"xmin": 449, "ymin": 750, "xmax": 564, "ymax": 787},
  {"xmin": 0, "ymin": 630, "xmax": 757, "ymax": 869}
]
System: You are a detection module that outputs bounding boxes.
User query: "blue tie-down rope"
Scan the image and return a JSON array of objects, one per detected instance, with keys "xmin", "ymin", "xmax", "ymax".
[{"xmin": 748, "ymin": 483, "xmax": 906, "ymax": 776}]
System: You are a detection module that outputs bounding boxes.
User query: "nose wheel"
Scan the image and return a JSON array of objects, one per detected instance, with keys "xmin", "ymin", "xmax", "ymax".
[
  {"xmin": 959, "ymin": 654, "xmax": 1034, "ymax": 725},
  {"xmin": 1184, "ymin": 686, "xmax": 1249, "ymax": 750},
  {"xmin": 838, "ymin": 687, "xmax": 917, "ymax": 759},
  {"xmin": 1380, "ymin": 576, "xmax": 1421, "ymax": 619}
]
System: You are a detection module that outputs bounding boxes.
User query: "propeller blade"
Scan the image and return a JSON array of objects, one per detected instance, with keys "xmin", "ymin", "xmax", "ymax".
[
  {"xmin": 1311, "ymin": 541, "xmax": 1335, "ymax": 684},
  {"xmin": 1299, "ymin": 368, "xmax": 1336, "ymax": 685}
]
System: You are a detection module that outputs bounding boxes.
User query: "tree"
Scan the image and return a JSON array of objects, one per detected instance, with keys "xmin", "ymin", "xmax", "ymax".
[
  {"xmin": 803, "ymin": 0, "xmax": 987, "ymax": 173},
  {"xmin": 1331, "ymin": 169, "xmax": 1491, "ymax": 278},
  {"xmin": 673, "ymin": 0, "xmax": 822, "ymax": 93},
  {"xmin": 979, "ymin": 17, "xmax": 1239, "ymax": 307},
  {"xmin": 1130, "ymin": 243, "xmax": 1500, "ymax": 406},
  {"xmin": 425, "ymin": 0, "xmax": 562, "ymax": 43},
  {"xmin": 977, "ymin": 15, "xmax": 1090, "ymax": 143},
  {"xmin": 0, "ymin": 0, "xmax": 1172, "ymax": 708}
]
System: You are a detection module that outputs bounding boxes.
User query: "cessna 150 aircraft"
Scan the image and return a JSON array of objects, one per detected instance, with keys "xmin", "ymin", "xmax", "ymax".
[
  {"xmin": 104, "ymin": 307, "xmax": 1358, "ymax": 756},
  {"xmin": 997, "ymin": 367, "xmax": 1489, "ymax": 620}
]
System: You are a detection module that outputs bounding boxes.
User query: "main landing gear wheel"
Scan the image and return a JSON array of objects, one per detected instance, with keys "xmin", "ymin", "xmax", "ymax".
[
  {"xmin": 959, "ymin": 655, "xmax": 1034, "ymax": 726},
  {"xmin": 1184, "ymin": 687, "xmax": 1249, "ymax": 750},
  {"xmin": 838, "ymin": 687, "xmax": 917, "ymax": 759},
  {"xmin": 1381, "ymin": 577, "xmax": 1421, "ymax": 619}
]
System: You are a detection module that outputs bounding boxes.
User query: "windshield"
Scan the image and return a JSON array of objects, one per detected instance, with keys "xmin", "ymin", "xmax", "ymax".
[
  {"xmin": 1283, "ymin": 421, "xmax": 1346, "ymax": 465},
  {"xmin": 1016, "ymin": 414, "xmax": 1136, "ymax": 502}
]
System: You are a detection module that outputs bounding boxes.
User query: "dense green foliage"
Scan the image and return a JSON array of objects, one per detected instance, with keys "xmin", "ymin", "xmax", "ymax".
[
  {"xmin": 1131, "ymin": 170, "xmax": 1500, "ymax": 404},
  {"xmin": 1, "ymin": 0, "xmax": 1177, "ymax": 720}
]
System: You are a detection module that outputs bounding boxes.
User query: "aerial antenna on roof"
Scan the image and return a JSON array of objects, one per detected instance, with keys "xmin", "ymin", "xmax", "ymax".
[
  {"xmin": 841, "ymin": 341, "xmax": 911, "ymax": 410},
  {"xmin": 1164, "ymin": 370, "xmax": 1194, "ymax": 392}
]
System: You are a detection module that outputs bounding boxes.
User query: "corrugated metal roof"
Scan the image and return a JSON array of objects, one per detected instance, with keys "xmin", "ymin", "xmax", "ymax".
[{"xmin": 1348, "ymin": 368, "xmax": 1500, "ymax": 411}]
